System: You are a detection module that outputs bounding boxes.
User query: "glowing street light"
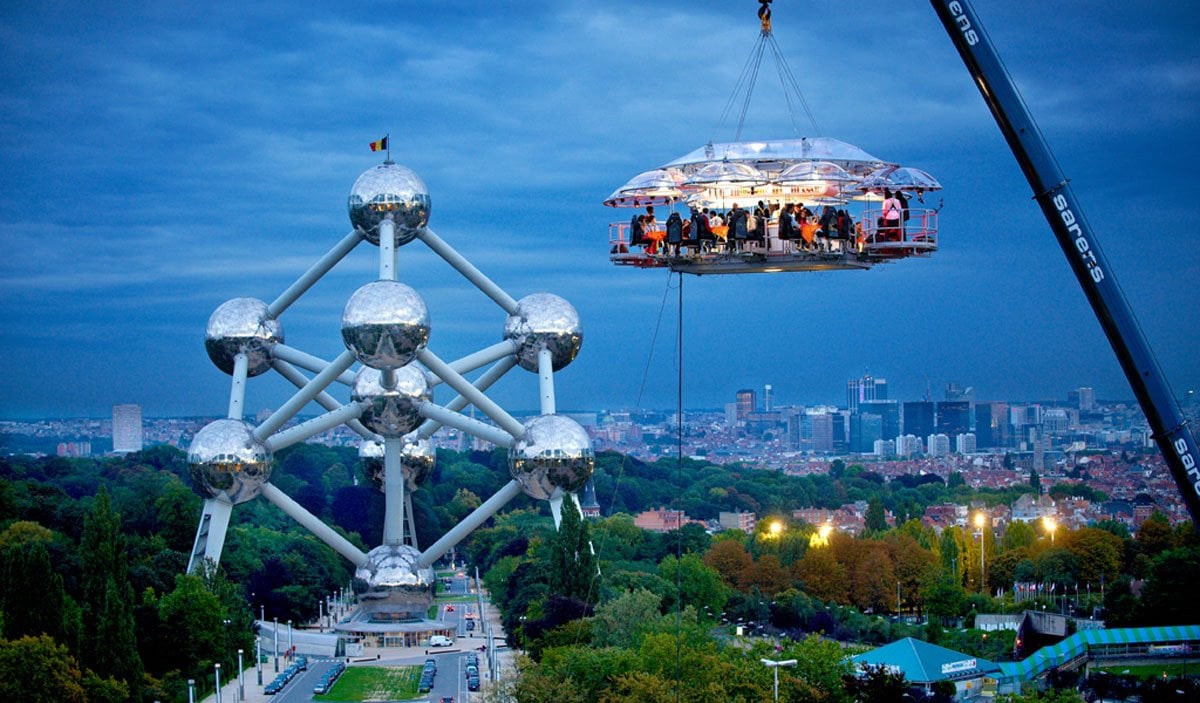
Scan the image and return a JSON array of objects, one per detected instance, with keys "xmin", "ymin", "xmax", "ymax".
[
  {"xmin": 769, "ymin": 520, "xmax": 784, "ymax": 538},
  {"xmin": 809, "ymin": 523, "xmax": 833, "ymax": 548},
  {"xmin": 974, "ymin": 512, "xmax": 988, "ymax": 593},
  {"xmin": 1043, "ymin": 516, "xmax": 1057, "ymax": 544}
]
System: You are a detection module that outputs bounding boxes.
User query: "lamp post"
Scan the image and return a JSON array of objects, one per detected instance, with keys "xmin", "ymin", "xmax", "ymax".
[
  {"xmin": 319, "ymin": 601, "xmax": 324, "ymax": 632},
  {"xmin": 214, "ymin": 663, "xmax": 222, "ymax": 703},
  {"xmin": 187, "ymin": 679, "xmax": 195, "ymax": 703},
  {"xmin": 273, "ymin": 617, "xmax": 279, "ymax": 672},
  {"xmin": 287, "ymin": 619, "xmax": 294, "ymax": 657},
  {"xmin": 256, "ymin": 636, "xmax": 262, "ymax": 686},
  {"xmin": 974, "ymin": 512, "xmax": 987, "ymax": 593},
  {"xmin": 761, "ymin": 658, "xmax": 797, "ymax": 703},
  {"xmin": 237, "ymin": 649, "xmax": 245, "ymax": 700},
  {"xmin": 1043, "ymin": 516, "xmax": 1057, "ymax": 544}
]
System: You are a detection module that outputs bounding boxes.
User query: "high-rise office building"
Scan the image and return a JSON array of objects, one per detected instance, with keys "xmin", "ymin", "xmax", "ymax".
[
  {"xmin": 974, "ymin": 402, "xmax": 1009, "ymax": 449},
  {"xmin": 850, "ymin": 413, "xmax": 882, "ymax": 453},
  {"xmin": 112, "ymin": 404, "xmax": 143, "ymax": 453},
  {"xmin": 735, "ymin": 389, "xmax": 757, "ymax": 420},
  {"xmin": 763, "ymin": 384, "xmax": 774, "ymax": 412},
  {"xmin": 809, "ymin": 412, "xmax": 834, "ymax": 453},
  {"xmin": 903, "ymin": 401, "xmax": 935, "ymax": 439},
  {"xmin": 847, "ymin": 375, "xmax": 887, "ymax": 413},
  {"xmin": 860, "ymin": 400, "xmax": 900, "ymax": 444},
  {"xmin": 1077, "ymin": 386, "xmax": 1096, "ymax": 412},
  {"xmin": 937, "ymin": 401, "xmax": 971, "ymax": 439}
]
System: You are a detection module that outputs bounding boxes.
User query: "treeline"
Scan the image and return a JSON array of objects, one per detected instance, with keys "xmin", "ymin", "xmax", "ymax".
[
  {"xmin": 471, "ymin": 499, "xmax": 1199, "ymax": 701},
  {"xmin": 590, "ymin": 453, "xmax": 1052, "ymax": 523}
]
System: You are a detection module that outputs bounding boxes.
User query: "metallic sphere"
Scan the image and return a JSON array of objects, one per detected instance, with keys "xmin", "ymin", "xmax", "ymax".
[
  {"xmin": 503, "ymin": 293, "xmax": 583, "ymax": 372},
  {"xmin": 400, "ymin": 434, "xmax": 435, "ymax": 490},
  {"xmin": 187, "ymin": 419, "xmax": 272, "ymax": 504},
  {"xmin": 508, "ymin": 414, "xmax": 594, "ymax": 500},
  {"xmin": 342, "ymin": 280, "xmax": 430, "ymax": 369},
  {"xmin": 358, "ymin": 437, "xmax": 386, "ymax": 491},
  {"xmin": 348, "ymin": 162, "xmax": 431, "ymax": 246},
  {"xmin": 354, "ymin": 544, "xmax": 435, "ymax": 597},
  {"xmin": 205, "ymin": 298, "xmax": 283, "ymax": 377},
  {"xmin": 357, "ymin": 433, "xmax": 435, "ymax": 492},
  {"xmin": 352, "ymin": 366, "xmax": 430, "ymax": 438}
]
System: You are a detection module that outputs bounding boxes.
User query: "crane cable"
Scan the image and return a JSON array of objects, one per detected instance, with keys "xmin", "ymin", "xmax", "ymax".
[{"xmin": 710, "ymin": 0, "xmax": 821, "ymax": 147}]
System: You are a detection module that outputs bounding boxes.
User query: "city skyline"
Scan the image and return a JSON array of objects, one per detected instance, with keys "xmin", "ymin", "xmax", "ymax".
[{"xmin": 1, "ymin": 1, "xmax": 1197, "ymax": 420}]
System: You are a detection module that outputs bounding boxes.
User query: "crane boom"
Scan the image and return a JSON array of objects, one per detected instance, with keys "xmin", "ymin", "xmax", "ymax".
[{"xmin": 930, "ymin": 0, "xmax": 1200, "ymax": 527}]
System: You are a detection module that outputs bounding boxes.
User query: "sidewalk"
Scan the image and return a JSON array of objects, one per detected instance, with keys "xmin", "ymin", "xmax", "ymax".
[{"xmin": 202, "ymin": 592, "xmax": 511, "ymax": 702}]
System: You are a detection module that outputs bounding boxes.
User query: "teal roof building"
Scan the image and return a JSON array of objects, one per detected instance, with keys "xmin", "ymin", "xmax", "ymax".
[{"xmin": 850, "ymin": 637, "xmax": 1001, "ymax": 685}]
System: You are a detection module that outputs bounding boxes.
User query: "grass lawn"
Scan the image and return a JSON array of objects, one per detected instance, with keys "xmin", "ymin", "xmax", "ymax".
[
  {"xmin": 1095, "ymin": 662, "xmax": 1198, "ymax": 679},
  {"xmin": 314, "ymin": 666, "xmax": 421, "ymax": 702},
  {"xmin": 436, "ymin": 594, "xmax": 477, "ymax": 603}
]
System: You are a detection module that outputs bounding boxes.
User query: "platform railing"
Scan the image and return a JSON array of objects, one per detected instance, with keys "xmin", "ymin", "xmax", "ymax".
[{"xmin": 859, "ymin": 208, "xmax": 940, "ymax": 251}]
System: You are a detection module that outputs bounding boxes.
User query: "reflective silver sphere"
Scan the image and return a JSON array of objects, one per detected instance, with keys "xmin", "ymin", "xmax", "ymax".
[
  {"xmin": 187, "ymin": 419, "xmax": 272, "ymax": 504},
  {"xmin": 503, "ymin": 293, "xmax": 583, "ymax": 372},
  {"xmin": 354, "ymin": 544, "xmax": 435, "ymax": 595},
  {"xmin": 347, "ymin": 162, "xmax": 430, "ymax": 246},
  {"xmin": 352, "ymin": 366, "xmax": 430, "ymax": 438},
  {"xmin": 358, "ymin": 437, "xmax": 386, "ymax": 491},
  {"xmin": 400, "ymin": 434, "xmax": 435, "ymax": 490},
  {"xmin": 205, "ymin": 298, "xmax": 283, "ymax": 377},
  {"xmin": 357, "ymin": 433, "xmax": 434, "ymax": 492},
  {"xmin": 341, "ymin": 280, "xmax": 431, "ymax": 370},
  {"xmin": 508, "ymin": 414, "xmax": 594, "ymax": 500}
]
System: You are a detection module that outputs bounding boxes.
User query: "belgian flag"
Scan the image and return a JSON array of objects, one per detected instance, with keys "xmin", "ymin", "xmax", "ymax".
[{"xmin": 369, "ymin": 136, "xmax": 388, "ymax": 152}]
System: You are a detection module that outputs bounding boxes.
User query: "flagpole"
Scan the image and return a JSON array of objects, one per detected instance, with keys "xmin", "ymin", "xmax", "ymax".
[{"xmin": 386, "ymin": 133, "xmax": 392, "ymax": 164}]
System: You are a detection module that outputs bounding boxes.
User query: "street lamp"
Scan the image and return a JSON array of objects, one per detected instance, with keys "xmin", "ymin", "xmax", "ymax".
[
  {"xmin": 769, "ymin": 520, "xmax": 784, "ymax": 538},
  {"xmin": 1043, "ymin": 516, "xmax": 1057, "ymax": 544},
  {"xmin": 273, "ymin": 617, "xmax": 279, "ymax": 672},
  {"xmin": 237, "ymin": 649, "xmax": 244, "ymax": 701},
  {"xmin": 761, "ymin": 658, "xmax": 798, "ymax": 703},
  {"xmin": 214, "ymin": 663, "xmax": 222, "ymax": 703},
  {"xmin": 974, "ymin": 512, "xmax": 987, "ymax": 593},
  {"xmin": 187, "ymin": 679, "xmax": 195, "ymax": 703}
]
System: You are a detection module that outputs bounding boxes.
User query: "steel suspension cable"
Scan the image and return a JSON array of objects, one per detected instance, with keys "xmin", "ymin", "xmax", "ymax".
[{"xmin": 710, "ymin": 33, "xmax": 769, "ymax": 147}]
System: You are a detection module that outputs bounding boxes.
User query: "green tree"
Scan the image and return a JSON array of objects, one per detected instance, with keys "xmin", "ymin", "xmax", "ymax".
[
  {"xmin": 864, "ymin": 497, "xmax": 887, "ymax": 533},
  {"xmin": 844, "ymin": 663, "xmax": 909, "ymax": 702},
  {"xmin": 549, "ymin": 498, "xmax": 598, "ymax": 605},
  {"xmin": 1002, "ymin": 521, "xmax": 1036, "ymax": 551},
  {"xmin": 79, "ymin": 487, "xmax": 143, "ymax": 690},
  {"xmin": 1, "ymin": 540, "xmax": 64, "ymax": 641},
  {"xmin": 157, "ymin": 574, "xmax": 225, "ymax": 682},
  {"xmin": 0, "ymin": 635, "xmax": 86, "ymax": 703},
  {"xmin": 657, "ymin": 553, "xmax": 729, "ymax": 615},
  {"xmin": 1029, "ymin": 469, "xmax": 1041, "ymax": 494},
  {"xmin": 922, "ymin": 568, "xmax": 967, "ymax": 623},
  {"xmin": 591, "ymin": 589, "xmax": 664, "ymax": 649}
]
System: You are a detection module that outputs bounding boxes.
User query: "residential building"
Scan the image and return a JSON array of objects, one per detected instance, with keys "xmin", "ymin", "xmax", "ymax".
[{"xmin": 112, "ymin": 404, "xmax": 143, "ymax": 453}]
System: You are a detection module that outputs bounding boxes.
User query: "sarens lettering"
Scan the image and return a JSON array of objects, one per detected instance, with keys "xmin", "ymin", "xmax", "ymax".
[
  {"xmin": 948, "ymin": 2, "xmax": 979, "ymax": 46},
  {"xmin": 1053, "ymin": 193, "xmax": 1104, "ymax": 283}
]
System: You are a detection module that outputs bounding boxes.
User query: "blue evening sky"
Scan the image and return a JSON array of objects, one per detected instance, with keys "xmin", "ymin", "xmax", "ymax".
[{"xmin": 1, "ymin": 1, "xmax": 1197, "ymax": 419}]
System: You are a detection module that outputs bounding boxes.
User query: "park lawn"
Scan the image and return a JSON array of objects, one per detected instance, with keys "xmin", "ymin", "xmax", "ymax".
[
  {"xmin": 1095, "ymin": 662, "xmax": 1197, "ymax": 680},
  {"xmin": 314, "ymin": 666, "xmax": 421, "ymax": 701}
]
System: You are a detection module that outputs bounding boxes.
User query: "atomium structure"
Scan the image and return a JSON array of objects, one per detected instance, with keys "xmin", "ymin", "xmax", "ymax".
[{"xmin": 186, "ymin": 159, "xmax": 593, "ymax": 606}]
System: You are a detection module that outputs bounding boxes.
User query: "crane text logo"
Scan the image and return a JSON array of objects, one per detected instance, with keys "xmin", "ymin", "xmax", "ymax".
[
  {"xmin": 947, "ymin": 2, "xmax": 979, "ymax": 46},
  {"xmin": 1053, "ymin": 194, "xmax": 1104, "ymax": 283},
  {"xmin": 1174, "ymin": 438, "xmax": 1200, "ymax": 495}
]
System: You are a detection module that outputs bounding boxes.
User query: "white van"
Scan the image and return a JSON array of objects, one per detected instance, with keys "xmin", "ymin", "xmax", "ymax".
[{"xmin": 429, "ymin": 635, "xmax": 453, "ymax": 647}]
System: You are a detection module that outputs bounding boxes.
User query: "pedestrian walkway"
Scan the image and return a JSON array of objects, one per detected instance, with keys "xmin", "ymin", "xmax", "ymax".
[{"xmin": 202, "ymin": 587, "xmax": 511, "ymax": 702}]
